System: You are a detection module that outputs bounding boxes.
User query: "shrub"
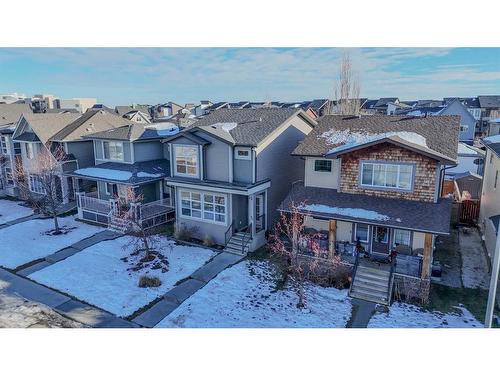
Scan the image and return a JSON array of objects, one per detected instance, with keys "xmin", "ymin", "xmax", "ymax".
[
  {"xmin": 174, "ymin": 224, "xmax": 198, "ymax": 242},
  {"xmin": 138, "ymin": 275, "xmax": 162, "ymax": 288},
  {"xmin": 203, "ymin": 235, "xmax": 215, "ymax": 247}
]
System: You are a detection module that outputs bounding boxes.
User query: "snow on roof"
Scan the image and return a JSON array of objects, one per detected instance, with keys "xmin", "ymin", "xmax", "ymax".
[
  {"xmin": 484, "ymin": 134, "xmax": 500, "ymax": 144},
  {"xmin": 145, "ymin": 122, "xmax": 179, "ymax": 136},
  {"xmin": 458, "ymin": 142, "xmax": 481, "ymax": 155},
  {"xmin": 210, "ymin": 122, "xmax": 238, "ymax": 132},
  {"xmin": 137, "ymin": 172, "xmax": 162, "ymax": 178},
  {"xmin": 299, "ymin": 203, "xmax": 391, "ymax": 222},
  {"xmin": 74, "ymin": 167, "xmax": 132, "ymax": 181},
  {"xmin": 320, "ymin": 129, "xmax": 428, "ymax": 155}
]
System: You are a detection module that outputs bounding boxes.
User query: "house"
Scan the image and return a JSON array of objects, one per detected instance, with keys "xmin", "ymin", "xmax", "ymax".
[
  {"xmin": 227, "ymin": 101, "xmax": 251, "ymax": 109},
  {"xmin": 386, "ymin": 101, "xmax": 410, "ymax": 115},
  {"xmin": 56, "ymin": 98, "xmax": 97, "ymax": 113},
  {"xmin": 66, "ymin": 121, "xmax": 179, "ymax": 229},
  {"xmin": 162, "ymin": 108, "xmax": 316, "ymax": 253},
  {"xmin": 444, "ymin": 97, "xmax": 482, "ymax": 122},
  {"xmin": 205, "ymin": 102, "xmax": 229, "ymax": 113},
  {"xmin": 487, "ymin": 118, "xmax": 500, "ymax": 137},
  {"xmin": 445, "ymin": 142, "xmax": 485, "ymax": 178},
  {"xmin": 115, "ymin": 104, "xmax": 151, "ymax": 119},
  {"xmin": 478, "ymin": 95, "xmax": 500, "ymax": 135},
  {"xmin": 0, "ymin": 93, "xmax": 28, "ymax": 104},
  {"xmin": 0, "ymin": 103, "xmax": 33, "ymax": 196},
  {"xmin": 280, "ymin": 114, "xmax": 459, "ymax": 304},
  {"xmin": 152, "ymin": 102, "xmax": 184, "ymax": 119},
  {"xmin": 372, "ymin": 97, "xmax": 399, "ymax": 113},
  {"xmin": 479, "ymin": 134, "xmax": 500, "ymax": 259},
  {"xmin": 122, "ymin": 110, "xmax": 151, "ymax": 124}
]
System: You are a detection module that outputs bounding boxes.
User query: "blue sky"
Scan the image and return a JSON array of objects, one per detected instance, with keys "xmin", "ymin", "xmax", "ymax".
[{"xmin": 0, "ymin": 48, "xmax": 499, "ymax": 106}]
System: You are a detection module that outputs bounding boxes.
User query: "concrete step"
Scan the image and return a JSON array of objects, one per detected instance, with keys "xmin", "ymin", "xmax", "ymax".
[
  {"xmin": 352, "ymin": 279, "xmax": 389, "ymax": 293},
  {"xmin": 225, "ymin": 244, "xmax": 248, "ymax": 254},
  {"xmin": 351, "ymin": 282, "xmax": 388, "ymax": 297},
  {"xmin": 355, "ymin": 274, "xmax": 390, "ymax": 286},
  {"xmin": 356, "ymin": 266, "xmax": 391, "ymax": 277},
  {"xmin": 349, "ymin": 290, "xmax": 389, "ymax": 305}
]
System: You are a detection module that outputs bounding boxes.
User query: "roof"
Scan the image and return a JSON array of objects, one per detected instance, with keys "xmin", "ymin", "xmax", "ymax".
[
  {"xmin": 51, "ymin": 110, "xmax": 134, "ymax": 142},
  {"xmin": 83, "ymin": 121, "xmax": 179, "ymax": 142},
  {"xmin": 66, "ymin": 159, "xmax": 170, "ymax": 185},
  {"xmin": 444, "ymin": 97, "xmax": 480, "ymax": 108},
  {"xmin": 115, "ymin": 105, "xmax": 151, "ymax": 117},
  {"xmin": 14, "ymin": 132, "xmax": 40, "ymax": 142},
  {"xmin": 374, "ymin": 98, "xmax": 399, "ymax": 108},
  {"xmin": 0, "ymin": 103, "xmax": 32, "ymax": 129},
  {"xmin": 14, "ymin": 113, "xmax": 80, "ymax": 144},
  {"xmin": 481, "ymin": 134, "xmax": 500, "ymax": 158},
  {"xmin": 279, "ymin": 183, "xmax": 453, "ymax": 235},
  {"xmin": 172, "ymin": 108, "xmax": 315, "ymax": 147},
  {"xmin": 452, "ymin": 171, "xmax": 482, "ymax": 180},
  {"xmin": 293, "ymin": 114, "xmax": 460, "ymax": 162},
  {"xmin": 361, "ymin": 99, "xmax": 378, "ymax": 110},
  {"xmin": 206, "ymin": 102, "xmax": 229, "ymax": 111},
  {"xmin": 478, "ymin": 96, "xmax": 500, "ymax": 109},
  {"xmin": 457, "ymin": 142, "xmax": 485, "ymax": 157}
]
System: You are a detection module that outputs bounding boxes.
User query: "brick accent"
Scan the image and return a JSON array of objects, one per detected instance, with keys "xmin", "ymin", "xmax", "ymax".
[{"xmin": 339, "ymin": 143, "xmax": 438, "ymax": 202}]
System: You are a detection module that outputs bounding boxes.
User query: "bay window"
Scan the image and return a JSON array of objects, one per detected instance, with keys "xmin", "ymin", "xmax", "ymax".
[
  {"xmin": 175, "ymin": 145, "xmax": 198, "ymax": 177},
  {"xmin": 180, "ymin": 190, "xmax": 226, "ymax": 224},
  {"xmin": 103, "ymin": 141, "xmax": 124, "ymax": 161},
  {"xmin": 361, "ymin": 161, "xmax": 413, "ymax": 191}
]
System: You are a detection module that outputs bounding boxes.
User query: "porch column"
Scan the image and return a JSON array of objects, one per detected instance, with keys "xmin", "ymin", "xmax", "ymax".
[
  {"xmin": 421, "ymin": 233, "xmax": 433, "ymax": 279},
  {"xmin": 328, "ymin": 220, "xmax": 337, "ymax": 258},
  {"xmin": 248, "ymin": 194, "xmax": 255, "ymax": 236},
  {"xmin": 76, "ymin": 192, "xmax": 84, "ymax": 219}
]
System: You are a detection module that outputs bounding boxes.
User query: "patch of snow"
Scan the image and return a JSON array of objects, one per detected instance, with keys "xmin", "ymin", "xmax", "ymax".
[
  {"xmin": 29, "ymin": 236, "xmax": 216, "ymax": 317},
  {"xmin": 74, "ymin": 167, "xmax": 132, "ymax": 181},
  {"xmin": 156, "ymin": 260, "xmax": 352, "ymax": 328},
  {"xmin": 458, "ymin": 142, "xmax": 479, "ymax": 155},
  {"xmin": 137, "ymin": 172, "xmax": 163, "ymax": 178},
  {"xmin": 0, "ymin": 216, "xmax": 103, "ymax": 269},
  {"xmin": 368, "ymin": 302, "xmax": 481, "ymax": 328},
  {"xmin": 484, "ymin": 134, "xmax": 500, "ymax": 144},
  {"xmin": 145, "ymin": 123, "xmax": 179, "ymax": 137},
  {"xmin": 0, "ymin": 199, "xmax": 34, "ymax": 224},
  {"xmin": 211, "ymin": 122, "xmax": 238, "ymax": 132},
  {"xmin": 300, "ymin": 203, "xmax": 390, "ymax": 221},
  {"xmin": 320, "ymin": 129, "xmax": 428, "ymax": 155}
]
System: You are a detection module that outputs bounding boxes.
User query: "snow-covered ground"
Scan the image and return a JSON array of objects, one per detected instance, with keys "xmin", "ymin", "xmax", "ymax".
[
  {"xmin": 368, "ymin": 302, "xmax": 482, "ymax": 328},
  {"xmin": 0, "ymin": 199, "xmax": 34, "ymax": 224},
  {"xmin": 157, "ymin": 260, "xmax": 352, "ymax": 328},
  {"xmin": 0, "ymin": 216, "xmax": 103, "ymax": 269},
  {"xmin": 459, "ymin": 228, "xmax": 489, "ymax": 289},
  {"xmin": 30, "ymin": 236, "xmax": 216, "ymax": 317}
]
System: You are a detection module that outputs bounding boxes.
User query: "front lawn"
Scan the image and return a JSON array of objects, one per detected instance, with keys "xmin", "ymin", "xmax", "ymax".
[
  {"xmin": 156, "ymin": 259, "xmax": 352, "ymax": 328},
  {"xmin": 0, "ymin": 199, "xmax": 34, "ymax": 225},
  {"xmin": 29, "ymin": 236, "xmax": 216, "ymax": 317},
  {"xmin": 0, "ymin": 215, "xmax": 103, "ymax": 269}
]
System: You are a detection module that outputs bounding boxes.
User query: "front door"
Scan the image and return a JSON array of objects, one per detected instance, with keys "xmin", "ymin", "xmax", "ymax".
[{"xmin": 371, "ymin": 226, "xmax": 389, "ymax": 255}]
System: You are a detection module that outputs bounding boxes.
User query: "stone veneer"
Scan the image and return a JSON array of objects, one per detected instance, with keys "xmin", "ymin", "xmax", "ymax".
[{"xmin": 339, "ymin": 143, "xmax": 438, "ymax": 202}]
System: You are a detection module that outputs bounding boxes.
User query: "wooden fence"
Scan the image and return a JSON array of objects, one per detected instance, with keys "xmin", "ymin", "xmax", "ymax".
[{"xmin": 458, "ymin": 199, "xmax": 481, "ymax": 225}]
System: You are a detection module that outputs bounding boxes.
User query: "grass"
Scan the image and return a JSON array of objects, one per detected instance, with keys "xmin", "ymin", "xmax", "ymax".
[{"xmin": 427, "ymin": 284, "xmax": 499, "ymax": 327}]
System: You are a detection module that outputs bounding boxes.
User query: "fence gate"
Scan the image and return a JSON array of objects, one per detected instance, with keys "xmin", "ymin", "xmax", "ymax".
[{"xmin": 458, "ymin": 199, "xmax": 480, "ymax": 225}]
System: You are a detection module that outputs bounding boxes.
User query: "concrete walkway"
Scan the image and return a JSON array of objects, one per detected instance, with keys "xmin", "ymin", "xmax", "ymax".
[
  {"xmin": 133, "ymin": 252, "xmax": 244, "ymax": 327},
  {"xmin": 0, "ymin": 267, "xmax": 138, "ymax": 327},
  {"xmin": 16, "ymin": 230, "xmax": 122, "ymax": 276},
  {"xmin": 346, "ymin": 299, "xmax": 376, "ymax": 328},
  {"xmin": 0, "ymin": 213, "xmax": 42, "ymax": 230}
]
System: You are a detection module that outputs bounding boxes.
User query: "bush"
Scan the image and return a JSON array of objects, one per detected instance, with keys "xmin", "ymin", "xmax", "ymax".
[
  {"xmin": 138, "ymin": 275, "xmax": 162, "ymax": 288},
  {"xmin": 203, "ymin": 235, "xmax": 215, "ymax": 247},
  {"xmin": 174, "ymin": 224, "xmax": 198, "ymax": 242}
]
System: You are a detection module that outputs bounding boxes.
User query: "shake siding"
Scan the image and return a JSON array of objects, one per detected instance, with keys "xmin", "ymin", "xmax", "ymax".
[{"xmin": 339, "ymin": 143, "xmax": 438, "ymax": 202}]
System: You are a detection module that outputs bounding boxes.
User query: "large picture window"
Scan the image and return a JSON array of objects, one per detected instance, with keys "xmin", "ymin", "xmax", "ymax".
[
  {"xmin": 175, "ymin": 145, "xmax": 198, "ymax": 177},
  {"xmin": 361, "ymin": 162, "xmax": 413, "ymax": 191},
  {"xmin": 29, "ymin": 174, "xmax": 45, "ymax": 194},
  {"xmin": 180, "ymin": 190, "xmax": 226, "ymax": 224},
  {"xmin": 103, "ymin": 141, "xmax": 124, "ymax": 161}
]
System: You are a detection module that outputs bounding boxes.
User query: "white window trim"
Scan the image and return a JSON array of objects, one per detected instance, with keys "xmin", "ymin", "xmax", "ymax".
[
  {"xmin": 234, "ymin": 147, "xmax": 251, "ymax": 160},
  {"xmin": 354, "ymin": 223, "xmax": 369, "ymax": 244},
  {"xmin": 0, "ymin": 136, "xmax": 9, "ymax": 155},
  {"xmin": 313, "ymin": 159, "xmax": 332, "ymax": 172},
  {"xmin": 173, "ymin": 144, "xmax": 199, "ymax": 178},
  {"xmin": 460, "ymin": 124, "xmax": 469, "ymax": 132},
  {"xmin": 179, "ymin": 188, "xmax": 227, "ymax": 226},
  {"xmin": 105, "ymin": 182, "xmax": 113, "ymax": 195},
  {"xmin": 28, "ymin": 173, "xmax": 45, "ymax": 194},
  {"xmin": 392, "ymin": 228, "xmax": 411, "ymax": 247},
  {"xmin": 101, "ymin": 141, "xmax": 125, "ymax": 162},
  {"xmin": 360, "ymin": 161, "xmax": 414, "ymax": 191}
]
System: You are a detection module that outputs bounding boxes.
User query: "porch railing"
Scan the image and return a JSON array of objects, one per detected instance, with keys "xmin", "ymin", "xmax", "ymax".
[
  {"xmin": 78, "ymin": 194, "xmax": 111, "ymax": 214},
  {"xmin": 224, "ymin": 222, "xmax": 234, "ymax": 247},
  {"xmin": 241, "ymin": 224, "xmax": 252, "ymax": 253},
  {"xmin": 138, "ymin": 198, "xmax": 174, "ymax": 220}
]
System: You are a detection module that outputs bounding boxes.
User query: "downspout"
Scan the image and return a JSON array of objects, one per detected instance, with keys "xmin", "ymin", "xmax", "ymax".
[{"xmin": 439, "ymin": 164, "xmax": 455, "ymax": 198}]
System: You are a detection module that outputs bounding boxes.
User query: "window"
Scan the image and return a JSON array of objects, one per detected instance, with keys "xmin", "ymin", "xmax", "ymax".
[
  {"xmin": 25, "ymin": 143, "xmax": 34, "ymax": 159},
  {"xmin": 103, "ymin": 141, "xmax": 124, "ymax": 161},
  {"xmin": 460, "ymin": 125, "xmax": 469, "ymax": 132},
  {"xmin": 29, "ymin": 174, "xmax": 45, "ymax": 194},
  {"xmin": 5, "ymin": 167, "xmax": 13, "ymax": 186},
  {"xmin": 495, "ymin": 170, "xmax": 498, "ymax": 190},
  {"xmin": 0, "ymin": 136, "xmax": 8, "ymax": 154},
  {"xmin": 180, "ymin": 190, "xmax": 226, "ymax": 224},
  {"xmin": 105, "ymin": 183, "xmax": 114, "ymax": 195},
  {"xmin": 175, "ymin": 145, "xmax": 198, "ymax": 177},
  {"xmin": 234, "ymin": 147, "xmax": 251, "ymax": 160},
  {"xmin": 13, "ymin": 142, "xmax": 21, "ymax": 155},
  {"xmin": 354, "ymin": 223, "xmax": 369, "ymax": 243},
  {"xmin": 393, "ymin": 229, "xmax": 411, "ymax": 247},
  {"xmin": 314, "ymin": 159, "xmax": 332, "ymax": 172},
  {"xmin": 361, "ymin": 162, "xmax": 413, "ymax": 191}
]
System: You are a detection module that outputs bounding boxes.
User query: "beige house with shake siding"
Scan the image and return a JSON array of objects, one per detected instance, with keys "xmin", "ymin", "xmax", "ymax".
[{"xmin": 280, "ymin": 114, "xmax": 460, "ymax": 304}]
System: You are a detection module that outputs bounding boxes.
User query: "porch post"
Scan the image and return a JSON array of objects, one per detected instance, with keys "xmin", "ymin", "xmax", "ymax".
[
  {"xmin": 421, "ymin": 233, "xmax": 433, "ymax": 279},
  {"xmin": 76, "ymin": 192, "xmax": 84, "ymax": 219},
  {"xmin": 248, "ymin": 194, "xmax": 255, "ymax": 236},
  {"xmin": 328, "ymin": 219, "xmax": 337, "ymax": 258}
]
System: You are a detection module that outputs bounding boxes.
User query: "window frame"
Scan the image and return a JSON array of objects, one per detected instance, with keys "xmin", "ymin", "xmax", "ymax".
[
  {"xmin": 0, "ymin": 136, "xmax": 9, "ymax": 155},
  {"xmin": 102, "ymin": 140, "xmax": 124, "ymax": 162},
  {"xmin": 179, "ymin": 189, "xmax": 227, "ymax": 225},
  {"xmin": 354, "ymin": 223, "xmax": 370, "ymax": 244},
  {"xmin": 392, "ymin": 229, "xmax": 412, "ymax": 247},
  {"xmin": 234, "ymin": 147, "xmax": 251, "ymax": 160},
  {"xmin": 28, "ymin": 174, "xmax": 45, "ymax": 194},
  {"xmin": 359, "ymin": 160, "xmax": 415, "ymax": 192},
  {"xmin": 314, "ymin": 159, "xmax": 332, "ymax": 172},
  {"xmin": 174, "ymin": 144, "xmax": 199, "ymax": 178},
  {"xmin": 25, "ymin": 142, "xmax": 34, "ymax": 159},
  {"xmin": 5, "ymin": 167, "xmax": 13, "ymax": 186}
]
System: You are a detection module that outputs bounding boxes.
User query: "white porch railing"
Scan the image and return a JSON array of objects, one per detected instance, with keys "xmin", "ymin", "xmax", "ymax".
[
  {"xmin": 139, "ymin": 198, "xmax": 174, "ymax": 220},
  {"xmin": 77, "ymin": 193, "xmax": 112, "ymax": 214}
]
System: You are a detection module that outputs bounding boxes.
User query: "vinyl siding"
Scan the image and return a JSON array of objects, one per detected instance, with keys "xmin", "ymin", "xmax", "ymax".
[{"xmin": 133, "ymin": 141, "xmax": 163, "ymax": 162}]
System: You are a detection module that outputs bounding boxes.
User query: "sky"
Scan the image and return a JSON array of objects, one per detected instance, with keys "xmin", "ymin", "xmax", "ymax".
[{"xmin": 0, "ymin": 48, "xmax": 499, "ymax": 106}]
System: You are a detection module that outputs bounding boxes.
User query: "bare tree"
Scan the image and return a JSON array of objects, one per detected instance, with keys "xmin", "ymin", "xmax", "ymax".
[
  {"xmin": 331, "ymin": 51, "xmax": 361, "ymax": 116},
  {"xmin": 269, "ymin": 202, "xmax": 341, "ymax": 308}
]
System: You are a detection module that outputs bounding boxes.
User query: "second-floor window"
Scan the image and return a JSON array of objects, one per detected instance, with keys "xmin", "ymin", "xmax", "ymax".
[
  {"xmin": 314, "ymin": 159, "xmax": 332, "ymax": 172},
  {"xmin": 103, "ymin": 141, "xmax": 124, "ymax": 161},
  {"xmin": 360, "ymin": 161, "xmax": 414, "ymax": 191},
  {"xmin": 460, "ymin": 124, "xmax": 469, "ymax": 132},
  {"xmin": 25, "ymin": 143, "xmax": 35, "ymax": 159},
  {"xmin": 1, "ymin": 136, "xmax": 8, "ymax": 155},
  {"xmin": 175, "ymin": 145, "xmax": 198, "ymax": 177}
]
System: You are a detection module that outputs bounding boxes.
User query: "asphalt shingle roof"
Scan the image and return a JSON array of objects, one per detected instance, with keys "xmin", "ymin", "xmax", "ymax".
[
  {"xmin": 482, "ymin": 135, "xmax": 500, "ymax": 158},
  {"xmin": 82, "ymin": 121, "xmax": 175, "ymax": 142},
  {"xmin": 14, "ymin": 113, "xmax": 80, "ymax": 144},
  {"xmin": 0, "ymin": 103, "xmax": 32, "ymax": 129},
  {"xmin": 292, "ymin": 114, "xmax": 460, "ymax": 161},
  {"xmin": 279, "ymin": 183, "xmax": 453, "ymax": 234},
  {"xmin": 478, "ymin": 96, "xmax": 500, "ymax": 109}
]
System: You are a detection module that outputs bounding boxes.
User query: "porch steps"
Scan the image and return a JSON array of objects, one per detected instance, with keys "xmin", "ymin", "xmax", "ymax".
[
  {"xmin": 108, "ymin": 216, "xmax": 130, "ymax": 233},
  {"xmin": 224, "ymin": 232, "xmax": 250, "ymax": 255},
  {"xmin": 349, "ymin": 265, "xmax": 391, "ymax": 305}
]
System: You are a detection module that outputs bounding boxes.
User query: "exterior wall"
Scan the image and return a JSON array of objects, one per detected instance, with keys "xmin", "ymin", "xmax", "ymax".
[
  {"xmin": 66, "ymin": 141, "xmax": 94, "ymax": 169},
  {"xmin": 231, "ymin": 194, "xmax": 248, "ymax": 230},
  {"xmin": 304, "ymin": 157, "xmax": 341, "ymax": 189},
  {"xmin": 97, "ymin": 180, "xmax": 112, "ymax": 200},
  {"xmin": 256, "ymin": 124, "xmax": 309, "ymax": 224},
  {"xmin": 58, "ymin": 98, "xmax": 97, "ymax": 113},
  {"xmin": 133, "ymin": 141, "xmax": 163, "ymax": 162},
  {"xmin": 195, "ymin": 131, "xmax": 231, "ymax": 182},
  {"xmin": 233, "ymin": 149, "xmax": 253, "ymax": 184},
  {"xmin": 20, "ymin": 142, "xmax": 43, "ymax": 172},
  {"xmin": 339, "ymin": 143, "xmax": 439, "ymax": 202},
  {"xmin": 479, "ymin": 148, "xmax": 500, "ymax": 258},
  {"xmin": 446, "ymin": 154, "xmax": 483, "ymax": 176},
  {"xmin": 137, "ymin": 182, "xmax": 159, "ymax": 203},
  {"xmin": 441, "ymin": 100, "xmax": 476, "ymax": 143},
  {"xmin": 412, "ymin": 231, "xmax": 426, "ymax": 250}
]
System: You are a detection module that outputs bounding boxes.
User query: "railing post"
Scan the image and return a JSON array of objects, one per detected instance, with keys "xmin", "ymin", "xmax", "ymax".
[{"xmin": 76, "ymin": 192, "xmax": 84, "ymax": 219}]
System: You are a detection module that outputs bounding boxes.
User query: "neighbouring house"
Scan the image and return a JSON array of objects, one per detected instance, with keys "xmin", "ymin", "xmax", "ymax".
[
  {"xmin": 0, "ymin": 103, "xmax": 33, "ymax": 196},
  {"xmin": 279, "ymin": 114, "xmax": 459, "ymax": 304},
  {"xmin": 479, "ymin": 134, "xmax": 500, "ymax": 259},
  {"xmin": 115, "ymin": 104, "xmax": 151, "ymax": 118},
  {"xmin": 487, "ymin": 118, "xmax": 500, "ymax": 137},
  {"xmin": 152, "ymin": 102, "xmax": 184, "ymax": 120},
  {"xmin": 372, "ymin": 98, "xmax": 399, "ymax": 113},
  {"xmin": 445, "ymin": 142, "xmax": 485, "ymax": 178},
  {"xmin": 162, "ymin": 108, "xmax": 316, "ymax": 253},
  {"xmin": 66, "ymin": 121, "xmax": 179, "ymax": 229},
  {"xmin": 360, "ymin": 99, "xmax": 379, "ymax": 114},
  {"xmin": 386, "ymin": 101, "xmax": 410, "ymax": 115},
  {"xmin": 122, "ymin": 110, "xmax": 151, "ymax": 124},
  {"xmin": 56, "ymin": 98, "xmax": 97, "ymax": 113},
  {"xmin": 0, "ymin": 92, "xmax": 28, "ymax": 104},
  {"xmin": 191, "ymin": 100, "xmax": 213, "ymax": 117},
  {"xmin": 478, "ymin": 95, "xmax": 500, "ymax": 135}
]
